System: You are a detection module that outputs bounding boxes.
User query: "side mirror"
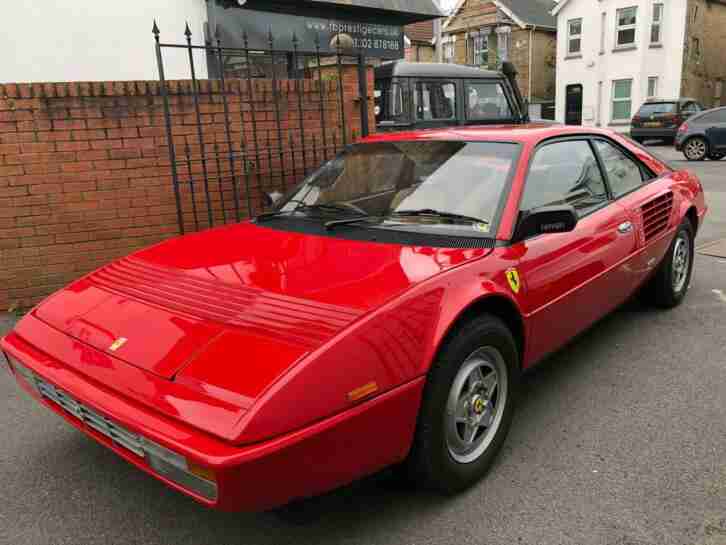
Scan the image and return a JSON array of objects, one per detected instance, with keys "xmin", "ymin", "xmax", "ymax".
[{"xmin": 512, "ymin": 205, "xmax": 578, "ymax": 243}]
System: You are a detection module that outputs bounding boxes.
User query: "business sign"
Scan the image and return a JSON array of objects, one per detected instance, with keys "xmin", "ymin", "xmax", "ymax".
[{"xmin": 208, "ymin": 7, "xmax": 405, "ymax": 59}]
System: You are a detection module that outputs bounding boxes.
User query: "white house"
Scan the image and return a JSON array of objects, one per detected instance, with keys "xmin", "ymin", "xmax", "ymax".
[{"xmin": 552, "ymin": 0, "xmax": 691, "ymax": 130}]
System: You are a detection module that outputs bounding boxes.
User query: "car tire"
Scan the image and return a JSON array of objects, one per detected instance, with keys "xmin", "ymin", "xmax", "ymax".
[
  {"xmin": 708, "ymin": 152, "xmax": 725, "ymax": 161},
  {"xmin": 404, "ymin": 314, "xmax": 519, "ymax": 494},
  {"xmin": 641, "ymin": 219, "xmax": 695, "ymax": 308},
  {"xmin": 683, "ymin": 137, "xmax": 708, "ymax": 161}
]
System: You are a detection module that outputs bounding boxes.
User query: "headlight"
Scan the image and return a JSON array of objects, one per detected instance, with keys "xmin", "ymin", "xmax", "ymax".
[
  {"xmin": 140, "ymin": 437, "xmax": 218, "ymax": 501},
  {"xmin": 8, "ymin": 354, "xmax": 217, "ymax": 502}
]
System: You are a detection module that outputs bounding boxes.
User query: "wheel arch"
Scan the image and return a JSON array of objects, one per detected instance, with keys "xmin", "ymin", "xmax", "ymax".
[{"xmin": 436, "ymin": 294, "xmax": 525, "ymax": 370}]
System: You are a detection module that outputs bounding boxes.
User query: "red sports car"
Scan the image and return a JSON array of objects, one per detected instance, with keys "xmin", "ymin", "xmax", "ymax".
[{"xmin": 1, "ymin": 125, "xmax": 706, "ymax": 511}]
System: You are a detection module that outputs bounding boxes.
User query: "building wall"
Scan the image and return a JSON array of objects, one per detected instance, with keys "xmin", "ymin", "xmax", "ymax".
[
  {"xmin": 554, "ymin": 0, "xmax": 688, "ymax": 130},
  {"xmin": 681, "ymin": 0, "xmax": 726, "ymax": 107},
  {"xmin": 405, "ymin": 44, "xmax": 436, "ymax": 62},
  {"xmin": 0, "ymin": 0, "xmax": 209, "ymax": 83},
  {"xmin": 0, "ymin": 67, "xmax": 375, "ymax": 309}
]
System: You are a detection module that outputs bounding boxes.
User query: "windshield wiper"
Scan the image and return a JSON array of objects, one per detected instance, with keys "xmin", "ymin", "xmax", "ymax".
[
  {"xmin": 389, "ymin": 209, "xmax": 487, "ymax": 224},
  {"xmin": 324, "ymin": 216, "xmax": 377, "ymax": 230},
  {"xmin": 256, "ymin": 201, "xmax": 368, "ymax": 222}
]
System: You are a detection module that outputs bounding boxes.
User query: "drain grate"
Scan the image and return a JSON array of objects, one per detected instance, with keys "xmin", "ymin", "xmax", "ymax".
[{"xmin": 697, "ymin": 238, "xmax": 726, "ymax": 258}]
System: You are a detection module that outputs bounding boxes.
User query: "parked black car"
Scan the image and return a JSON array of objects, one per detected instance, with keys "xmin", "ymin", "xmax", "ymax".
[
  {"xmin": 374, "ymin": 61, "xmax": 530, "ymax": 131},
  {"xmin": 674, "ymin": 105, "xmax": 726, "ymax": 161},
  {"xmin": 630, "ymin": 98, "xmax": 703, "ymax": 144}
]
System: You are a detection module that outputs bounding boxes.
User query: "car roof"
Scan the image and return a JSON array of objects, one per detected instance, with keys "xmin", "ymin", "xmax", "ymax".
[
  {"xmin": 375, "ymin": 61, "xmax": 504, "ymax": 80},
  {"xmin": 361, "ymin": 123, "xmax": 613, "ymax": 145}
]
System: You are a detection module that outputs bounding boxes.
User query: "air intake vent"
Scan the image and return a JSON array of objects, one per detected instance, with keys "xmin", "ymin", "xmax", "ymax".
[{"xmin": 641, "ymin": 192, "xmax": 673, "ymax": 242}]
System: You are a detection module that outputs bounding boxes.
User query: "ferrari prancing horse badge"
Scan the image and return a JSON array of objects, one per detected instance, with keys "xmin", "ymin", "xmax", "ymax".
[{"xmin": 506, "ymin": 268, "xmax": 521, "ymax": 294}]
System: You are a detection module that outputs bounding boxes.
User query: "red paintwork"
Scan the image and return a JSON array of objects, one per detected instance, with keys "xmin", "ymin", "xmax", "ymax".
[{"xmin": 0, "ymin": 124, "xmax": 706, "ymax": 511}]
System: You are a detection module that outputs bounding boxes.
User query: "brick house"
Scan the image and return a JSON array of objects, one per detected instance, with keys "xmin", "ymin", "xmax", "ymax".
[
  {"xmin": 404, "ymin": 20, "xmax": 438, "ymax": 62},
  {"xmin": 552, "ymin": 0, "xmax": 726, "ymax": 129},
  {"xmin": 441, "ymin": 0, "xmax": 557, "ymax": 108}
]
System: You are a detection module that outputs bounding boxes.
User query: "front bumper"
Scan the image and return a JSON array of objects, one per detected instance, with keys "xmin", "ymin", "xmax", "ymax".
[{"xmin": 1, "ymin": 330, "xmax": 423, "ymax": 511}]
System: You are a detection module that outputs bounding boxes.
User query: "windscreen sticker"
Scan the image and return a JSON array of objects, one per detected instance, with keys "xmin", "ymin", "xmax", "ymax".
[
  {"xmin": 506, "ymin": 268, "xmax": 521, "ymax": 294},
  {"xmin": 473, "ymin": 222, "xmax": 490, "ymax": 233}
]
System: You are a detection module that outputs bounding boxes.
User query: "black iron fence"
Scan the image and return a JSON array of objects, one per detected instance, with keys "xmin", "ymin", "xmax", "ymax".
[{"xmin": 153, "ymin": 21, "xmax": 371, "ymax": 234}]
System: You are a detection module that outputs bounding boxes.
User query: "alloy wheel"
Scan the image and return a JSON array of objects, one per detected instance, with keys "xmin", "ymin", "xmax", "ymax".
[
  {"xmin": 445, "ymin": 347, "xmax": 508, "ymax": 464},
  {"xmin": 685, "ymin": 138, "xmax": 707, "ymax": 161},
  {"xmin": 672, "ymin": 233, "xmax": 690, "ymax": 293}
]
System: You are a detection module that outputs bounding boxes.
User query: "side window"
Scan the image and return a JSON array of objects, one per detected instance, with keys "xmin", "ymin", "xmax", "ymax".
[
  {"xmin": 682, "ymin": 102, "xmax": 699, "ymax": 115},
  {"xmin": 594, "ymin": 140, "xmax": 645, "ymax": 197},
  {"xmin": 520, "ymin": 141, "xmax": 609, "ymax": 217},
  {"xmin": 466, "ymin": 82, "xmax": 513, "ymax": 120},
  {"xmin": 413, "ymin": 82, "xmax": 456, "ymax": 121}
]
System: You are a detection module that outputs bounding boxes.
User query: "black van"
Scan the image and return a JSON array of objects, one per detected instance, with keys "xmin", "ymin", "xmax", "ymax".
[{"xmin": 374, "ymin": 61, "xmax": 530, "ymax": 131}]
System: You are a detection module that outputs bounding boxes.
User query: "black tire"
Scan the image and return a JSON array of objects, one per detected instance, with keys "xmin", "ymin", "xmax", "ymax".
[
  {"xmin": 404, "ymin": 314, "xmax": 519, "ymax": 494},
  {"xmin": 641, "ymin": 219, "xmax": 694, "ymax": 308},
  {"xmin": 708, "ymin": 152, "xmax": 725, "ymax": 161},
  {"xmin": 683, "ymin": 136, "xmax": 708, "ymax": 161}
]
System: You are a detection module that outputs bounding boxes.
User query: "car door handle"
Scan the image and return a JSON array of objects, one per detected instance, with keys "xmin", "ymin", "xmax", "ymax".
[{"xmin": 617, "ymin": 221, "xmax": 633, "ymax": 234}]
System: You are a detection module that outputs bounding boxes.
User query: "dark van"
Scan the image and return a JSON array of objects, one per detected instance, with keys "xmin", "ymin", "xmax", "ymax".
[{"xmin": 374, "ymin": 61, "xmax": 530, "ymax": 131}]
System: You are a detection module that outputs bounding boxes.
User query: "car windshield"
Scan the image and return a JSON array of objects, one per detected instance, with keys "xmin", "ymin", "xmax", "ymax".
[
  {"xmin": 276, "ymin": 141, "xmax": 518, "ymax": 234},
  {"xmin": 638, "ymin": 102, "xmax": 677, "ymax": 116}
]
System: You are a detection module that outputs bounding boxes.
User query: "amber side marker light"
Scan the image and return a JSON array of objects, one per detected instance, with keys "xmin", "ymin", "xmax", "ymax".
[{"xmin": 347, "ymin": 382, "xmax": 379, "ymax": 402}]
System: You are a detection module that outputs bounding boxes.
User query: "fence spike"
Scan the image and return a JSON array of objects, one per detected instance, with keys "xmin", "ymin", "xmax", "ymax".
[
  {"xmin": 268, "ymin": 27, "xmax": 274, "ymax": 49},
  {"xmin": 292, "ymin": 32, "xmax": 298, "ymax": 47},
  {"xmin": 214, "ymin": 24, "xmax": 221, "ymax": 41},
  {"xmin": 152, "ymin": 20, "xmax": 160, "ymax": 41},
  {"xmin": 242, "ymin": 30, "xmax": 249, "ymax": 49},
  {"xmin": 184, "ymin": 22, "xmax": 192, "ymax": 39}
]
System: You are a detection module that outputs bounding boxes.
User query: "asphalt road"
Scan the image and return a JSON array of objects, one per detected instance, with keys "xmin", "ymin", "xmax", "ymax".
[{"xmin": 1, "ymin": 144, "xmax": 725, "ymax": 545}]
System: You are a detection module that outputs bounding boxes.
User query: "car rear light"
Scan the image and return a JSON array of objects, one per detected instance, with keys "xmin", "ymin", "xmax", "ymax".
[
  {"xmin": 678, "ymin": 122, "xmax": 689, "ymax": 133},
  {"xmin": 9, "ymin": 354, "xmax": 218, "ymax": 501}
]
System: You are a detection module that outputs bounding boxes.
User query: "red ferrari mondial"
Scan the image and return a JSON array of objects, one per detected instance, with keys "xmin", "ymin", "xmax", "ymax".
[{"xmin": 2, "ymin": 125, "xmax": 706, "ymax": 511}]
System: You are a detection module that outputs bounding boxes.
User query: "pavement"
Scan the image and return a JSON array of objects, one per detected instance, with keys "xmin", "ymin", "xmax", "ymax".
[{"xmin": 1, "ymin": 144, "xmax": 725, "ymax": 545}]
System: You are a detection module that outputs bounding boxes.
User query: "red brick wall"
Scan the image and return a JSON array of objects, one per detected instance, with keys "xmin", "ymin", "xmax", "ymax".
[{"xmin": 0, "ymin": 65, "xmax": 375, "ymax": 309}]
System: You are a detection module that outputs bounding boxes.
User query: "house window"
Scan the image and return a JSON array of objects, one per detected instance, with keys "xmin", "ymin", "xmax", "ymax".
[
  {"xmin": 496, "ymin": 28, "xmax": 510, "ymax": 65},
  {"xmin": 651, "ymin": 3, "xmax": 664, "ymax": 44},
  {"xmin": 692, "ymin": 37, "xmax": 701, "ymax": 61},
  {"xmin": 615, "ymin": 7, "xmax": 637, "ymax": 47},
  {"xmin": 567, "ymin": 19, "xmax": 582, "ymax": 55},
  {"xmin": 612, "ymin": 79, "xmax": 633, "ymax": 121},
  {"xmin": 443, "ymin": 39, "xmax": 455, "ymax": 64},
  {"xmin": 647, "ymin": 77, "xmax": 658, "ymax": 98},
  {"xmin": 469, "ymin": 33, "xmax": 489, "ymax": 66}
]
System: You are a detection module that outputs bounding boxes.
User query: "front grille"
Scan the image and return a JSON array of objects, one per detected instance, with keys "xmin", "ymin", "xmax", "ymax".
[{"xmin": 33, "ymin": 375, "xmax": 145, "ymax": 458}]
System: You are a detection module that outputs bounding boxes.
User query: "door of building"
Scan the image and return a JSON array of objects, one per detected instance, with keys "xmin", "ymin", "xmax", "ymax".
[{"xmin": 565, "ymin": 84, "xmax": 583, "ymax": 125}]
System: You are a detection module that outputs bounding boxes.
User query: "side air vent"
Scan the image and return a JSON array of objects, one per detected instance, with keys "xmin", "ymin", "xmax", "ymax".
[{"xmin": 641, "ymin": 192, "xmax": 673, "ymax": 242}]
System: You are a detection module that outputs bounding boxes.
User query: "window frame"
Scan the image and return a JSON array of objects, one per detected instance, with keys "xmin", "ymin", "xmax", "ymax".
[
  {"xmin": 615, "ymin": 6, "xmax": 638, "ymax": 48},
  {"xmin": 516, "ymin": 138, "xmax": 613, "ymax": 223},
  {"xmin": 611, "ymin": 78, "xmax": 633, "ymax": 123},
  {"xmin": 567, "ymin": 18, "xmax": 583, "ymax": 55},
  {"xmin": 650, "ymin": 3, "xmax": 664, "ymax": 45},
  {"xmin": 647, "ymin": 76, "xmax": 658, "ymax": 99},
  {"xmin": 464, "ymin": 79, "xmax": 518, "ymax": 122},
  {"xmin": 442, "ymin": 38, "xmax": 456, "ymax": 64},
  {"xmin": 469, "ymin": 32, "xmax": 489, "ymax": 67},
  {"xmin": 412, "ymin": 80, "xmax": 458, "ymax": 122},
  {"xmin": 514, "ymin": 135, "xmax": 659, "ymax": 240}
]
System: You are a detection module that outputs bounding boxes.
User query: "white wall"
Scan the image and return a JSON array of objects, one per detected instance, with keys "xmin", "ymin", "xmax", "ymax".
[
  {"xmin": 0, "ymin": 0, "xmax": 208, "ymax": 83},
  {"xmin": 554, "ymin": 0, "xmax": 688, "ymax": 131}
]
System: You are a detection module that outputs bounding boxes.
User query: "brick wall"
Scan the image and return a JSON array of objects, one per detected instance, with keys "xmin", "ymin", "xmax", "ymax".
[{"xmin": 0, "ymin": 65, "xmax": 374, "ymax": 309}]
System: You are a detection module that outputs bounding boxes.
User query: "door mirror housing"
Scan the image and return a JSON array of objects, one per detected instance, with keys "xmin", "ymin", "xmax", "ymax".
[{"xmin": 513, "ymin": 205, "xmax": 578, "ymax": 242}]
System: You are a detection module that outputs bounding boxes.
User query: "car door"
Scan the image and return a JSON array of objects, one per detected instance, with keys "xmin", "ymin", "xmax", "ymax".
[
  {"xmin": 514, "ymin": 139, "xmax": 638, "ymax": 364},
  {"xmin": 703, "ymin": 108, "xmax": 726, "ymax": 151},
  {"xmin": 591, "ymin": 137, "xmax": 675, "ymax": 289}
]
